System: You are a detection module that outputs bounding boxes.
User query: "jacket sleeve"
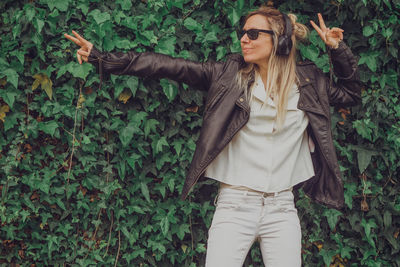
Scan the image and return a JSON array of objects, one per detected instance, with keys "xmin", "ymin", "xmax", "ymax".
[
  {"xmin": 326, "ymin": 41, "xmax": 363, "ymax": 106},
  {"xmin": 87, "ymin": 46, "xmax": 218, "ymax": 91}
]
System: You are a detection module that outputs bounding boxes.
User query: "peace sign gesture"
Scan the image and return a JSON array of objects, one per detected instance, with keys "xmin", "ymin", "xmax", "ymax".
[
  {"xmin": 64, "ymin": 30, "xmax": 93, "ymax": 64},
  {"xmin": 310, "ymin": 13, "xmax": 344, "ymax": 49}
]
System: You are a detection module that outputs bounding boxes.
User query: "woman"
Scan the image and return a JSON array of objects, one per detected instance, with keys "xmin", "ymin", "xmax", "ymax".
[{"xmin": 65, "ymin": 6, "xmax": 361, "ymax": 266}]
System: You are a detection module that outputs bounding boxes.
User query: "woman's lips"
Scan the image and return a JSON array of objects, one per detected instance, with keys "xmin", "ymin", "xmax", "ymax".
[{"xmin": 242, "ymin": 48, "xmax": 252, "ymax": 53}]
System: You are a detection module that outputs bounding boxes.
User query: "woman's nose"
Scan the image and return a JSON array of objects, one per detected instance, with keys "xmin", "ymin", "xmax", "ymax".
[{"xmin": 241, "ymin": 33, "xmax": 250, "ymax": 43}]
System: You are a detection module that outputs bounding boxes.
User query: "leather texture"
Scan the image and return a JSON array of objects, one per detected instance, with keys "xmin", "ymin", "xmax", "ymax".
[{"xmin": 88, "ymin": 41, "xmax": 362, "ymax": 209}]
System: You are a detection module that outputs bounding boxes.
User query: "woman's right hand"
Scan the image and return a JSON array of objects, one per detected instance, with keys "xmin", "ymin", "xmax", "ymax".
[{"xmin": 64, "ymin": 30, "xmax": 93, "ymax": 64}]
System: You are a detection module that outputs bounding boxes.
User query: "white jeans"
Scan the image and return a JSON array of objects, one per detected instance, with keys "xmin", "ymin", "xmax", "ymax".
[{"xmin": 205, "ymin": 186, "xmax": 301, "ymax": 267}]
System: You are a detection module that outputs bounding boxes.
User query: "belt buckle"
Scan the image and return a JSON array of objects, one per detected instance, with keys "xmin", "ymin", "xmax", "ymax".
[{"xmin": 262, "ymin": 192, "xmax": 273, "ymax": 198}]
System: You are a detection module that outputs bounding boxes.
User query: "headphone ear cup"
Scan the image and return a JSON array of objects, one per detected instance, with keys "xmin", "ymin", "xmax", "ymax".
[
  {"xmin": 276, "ymin": 12, "xmax": 293, "ymax": 56},
  {"xmin": 276, "ymin": 35, "xmax": 293, "ymax": 56}
]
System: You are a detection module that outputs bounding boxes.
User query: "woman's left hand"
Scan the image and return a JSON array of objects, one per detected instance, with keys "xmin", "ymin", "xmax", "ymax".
[{"xmin": 310, "ymin": 13, "xmax": 343, "ymax": 49}]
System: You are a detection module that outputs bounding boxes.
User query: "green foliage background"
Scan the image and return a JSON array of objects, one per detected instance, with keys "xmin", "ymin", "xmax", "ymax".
[{"xmin": 1, "ymin": 0, "xmax": 399, "ymax": 266}]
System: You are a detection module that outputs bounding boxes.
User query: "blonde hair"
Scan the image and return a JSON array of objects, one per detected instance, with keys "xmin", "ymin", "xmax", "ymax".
[{"xmin": 236, "ymin": 6, "xmax": 309, "ymax": 129}]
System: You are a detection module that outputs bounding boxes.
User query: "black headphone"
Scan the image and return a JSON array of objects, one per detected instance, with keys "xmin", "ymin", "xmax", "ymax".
[{"xmin": 276, "ymin": 12, "xmax": 293, "ymax": 56}]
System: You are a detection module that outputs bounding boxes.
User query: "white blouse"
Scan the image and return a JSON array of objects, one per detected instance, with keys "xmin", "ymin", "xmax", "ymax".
[{"xmin": 204, "ymin": 74, "xmax": 315, "ymax": 193}]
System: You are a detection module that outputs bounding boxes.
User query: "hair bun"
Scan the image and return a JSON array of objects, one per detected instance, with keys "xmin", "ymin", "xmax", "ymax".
[{"xmin": 288, "ymin": 13, "xmax": 309, "ymax": 41}]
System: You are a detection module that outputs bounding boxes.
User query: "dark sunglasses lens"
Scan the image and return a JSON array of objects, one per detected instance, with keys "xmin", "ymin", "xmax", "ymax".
[
  {"xmin": 238, "ymin": 29, "xmax": 261, "ymax": 40},
  {"xmin": 247, "ymin": 30, "xmax": 259, "ymax": 40}
]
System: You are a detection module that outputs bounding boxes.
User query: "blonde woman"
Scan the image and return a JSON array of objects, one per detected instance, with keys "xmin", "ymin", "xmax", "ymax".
[{"xmin": 65, "ymin": 5, "xmax": 361, "ymax": 266}]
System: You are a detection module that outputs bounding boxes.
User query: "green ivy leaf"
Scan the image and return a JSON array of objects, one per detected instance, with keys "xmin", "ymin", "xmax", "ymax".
[
  {"xmin": 300, "ymin": 44, "xmax": 320, "ymax": 61},
  {"xmin": 47, "ymin": 0, "xmax": 70, "ymax": 11},
  {"xmin": 344, "ymin": 183, "xmax": 357, "ymax": 209},
  {"xmin": 353, "ymin": 119, "xmax": 374, "ymax": 141},
  {"xmin": 0, "ymin": 90, "xmax": 18, "ymax": 108},
  {"xmin": 140, "ymin": 182, "xmax": 150, "ymax": 202},
  {"xmin": 216, "ymin": 46, "xmax": 227, "ymax": 61},
  {"xmin": 3, "ymin": 111, "xmax": 18, "ymax": 131},
  {"xmin": 167, "ymin": 178, "xmax": 175, "ymax": 193},
  {"xmin": 381, "ymin": 69, "xmax": 398, "ymax": 89},
  {"xmin": 89, "ymin": 9, "xmax": 111, "ymax": 24},
  {"xmin": 10, "ymin": 50, "xmax": 25, "ymax": 65},
  {"xmin": 155, "ymin": 36, "xmax": 176, "ymax": 55},
  {"xmin": 319, "ymin": 248, "xmax": 337, "ymax": 266},
  {"xmin": 359, "ymin": 52, "xmax": 379, "ymax": 72},
  {"xmin": 322, "ymin": 209, "xmax": 342, "ymax": 230},
  {"xmin": 361, "ymin": 218, "xmax": 378, "ymax": 248},
  {"xmin": 155, "ymin": 136, "xmax": 169, "ymax": 154},
  {"xmin": 176, "ymin": 224, "xmax": 189, "ymax": 240},
  {"xmin": 25, "ymin": 5, "xmax": 36, "ymax": 22},
  {"xmin": 127, "ymin": 153, "xmax": 141, "ymax": 170},
  {"xmin": 355, "ymin": 147, "xmax": 378, "ymax": 173},
  {"xmin": 38, "ymin": 121, "xmax": 59, "ymax": 136},
  {"xmin": 2, "ymin": 68, "xmax": 19, "ymax": 89},
  {"xmin": 166, "ymin": 0, "xmax": 185, "ymax": 9},
  {"xmin": 119, "ymin": 124, "xmax": 137, "ymax": 147},
  {"xmin": 363, "ymin": 25, "xmax": 375, "ymax": 37},
  {"xmin": 172, "ymin": 139, "xmax": 185, "ymax": 156},
  {"xmin": 38, "ymin": 179, "xmax": 50, "ymax": 194},
  {"xmin": 226, "ymin": 6, "xmax": 241, "ymax": 26},
  {"xmin": 144, "ymin": 119, "xmax": 159, "ymax": 139},
  {"xmin": 204, "ymin": 32, "xmax": 219, "ymax": 43},
  {"xmin": 121, "ymin": 226, "xmax": 136, "ymax": 246},
  {"xmin": 160, "ymin": 216, "xmax": 169, "ymax": 236},
  {"xmin": 77, "ymin": 3, "xmax": 89, "ymax": 15},
  {"xmin": 183, "ymin": 17, "xmax": 202, "ymax": 33},
  {"xmin": 116, "ymin": 0, "xmax": 132, "ymax": 10},
  {"xmin": 126, "ymin": 76, "xmax": 139, "ymax": 96},
  {"xmin": 34, "ymin": 18, "xmax": 45, "ymax": 33},
  {"xmin": 160, "ymin": 79, "xmax": 178, "ymax": 102},
  {"xmin": 67, "ymin": 62, "xmax": 92, "ymax": 79},
  {"xmin": 383, "ymin": 210, "xmax": 392, "ymax": 229}
]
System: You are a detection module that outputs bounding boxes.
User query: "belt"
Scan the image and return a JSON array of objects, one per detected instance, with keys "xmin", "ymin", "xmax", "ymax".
[{"xmin": 219, "ymin": 183, "xmax": 292, "ymax": 197}]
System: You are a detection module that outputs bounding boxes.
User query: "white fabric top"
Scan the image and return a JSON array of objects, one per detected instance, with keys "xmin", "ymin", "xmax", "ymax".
[{"xmin": 204, "ymin": 74, "xmax": 315, "ymax": 193}]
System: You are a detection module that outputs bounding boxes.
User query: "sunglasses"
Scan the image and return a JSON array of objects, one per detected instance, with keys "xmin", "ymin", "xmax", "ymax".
[{"xmin": 237, "ymin": 29, "xmax": 274, "ymax": 40}]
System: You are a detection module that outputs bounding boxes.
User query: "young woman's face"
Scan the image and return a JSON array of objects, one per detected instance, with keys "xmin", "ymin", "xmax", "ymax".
[{"xmin": 240, "ymin": 14, "xmax": 274, "ymax": 67}]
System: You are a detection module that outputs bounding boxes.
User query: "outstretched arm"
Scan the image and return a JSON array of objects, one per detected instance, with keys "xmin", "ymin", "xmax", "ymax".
[
  {"xmin": 310, "ymin": 13, "xmax": 362, "ymax": 106},
  {"xmin": 64, "ymin": 31, "xmax": 218, "ymax": 91}
]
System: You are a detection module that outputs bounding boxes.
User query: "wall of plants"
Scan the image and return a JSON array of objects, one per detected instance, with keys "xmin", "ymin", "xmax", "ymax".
[{"xmin": 1, "ymin": 0, "xmax": 399, "ymax": 266}]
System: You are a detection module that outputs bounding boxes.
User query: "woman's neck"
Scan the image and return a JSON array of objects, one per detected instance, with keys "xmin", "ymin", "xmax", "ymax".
[{"xmin": 257, "ymin": 65, "xmax": 268, "ymax": 90}]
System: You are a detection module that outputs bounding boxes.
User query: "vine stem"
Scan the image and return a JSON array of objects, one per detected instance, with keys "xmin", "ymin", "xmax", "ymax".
[
  {"xmin": 114, "ymin": 230, "xmax": 121, "ymax": 267},
  {"xmin": 82, "ymin": 209, "xmax": 103, "ymax": 260},
  {"xmin": 66, "ymin": 82, "xmax": 83, "ymax": 186},
  {"xmin": 103, "ymin": 210, "xmax": 114, "ymax": 258},
  {"xmin": 65, "ymin": 80, "xmax": 84, "ymax": 197},
  {"xmin": 360, "ymin": 173, "xmax": 369, "ymax": 211}
]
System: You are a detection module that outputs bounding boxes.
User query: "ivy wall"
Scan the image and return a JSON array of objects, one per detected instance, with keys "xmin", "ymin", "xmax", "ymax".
[{"xmin": 0, "ymin": 0, "xmax": 399, "ymax": 266}]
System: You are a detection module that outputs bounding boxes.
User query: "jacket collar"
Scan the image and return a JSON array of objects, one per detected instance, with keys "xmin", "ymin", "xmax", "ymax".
[{"xmin": 232, "ymin": 54, "xmax": 315, "ymax": 111}]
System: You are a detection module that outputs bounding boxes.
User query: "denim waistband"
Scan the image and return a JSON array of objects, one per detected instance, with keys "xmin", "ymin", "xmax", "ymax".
[
  {"xmin": 219, "ymin": 183, "xmax": 292, "ymax": 196},
  {"xmin": 214, "ymin": 184, "xmax": 293, "ymax": 206}
]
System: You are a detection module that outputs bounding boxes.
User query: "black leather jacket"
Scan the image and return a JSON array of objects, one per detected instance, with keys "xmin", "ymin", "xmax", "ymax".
[{"xmin": 88, "ymin": 41, "xmax": 361, "ymax": 209}]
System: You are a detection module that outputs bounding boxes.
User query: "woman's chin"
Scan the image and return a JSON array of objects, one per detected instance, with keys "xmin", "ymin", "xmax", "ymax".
[
  {"xmin": 243, "ymin": 55, "xmax": 255, "ymax": 63},
  {"xmin": 242, "ymin": 55, "xmax": 269, "ymax": 66}
]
